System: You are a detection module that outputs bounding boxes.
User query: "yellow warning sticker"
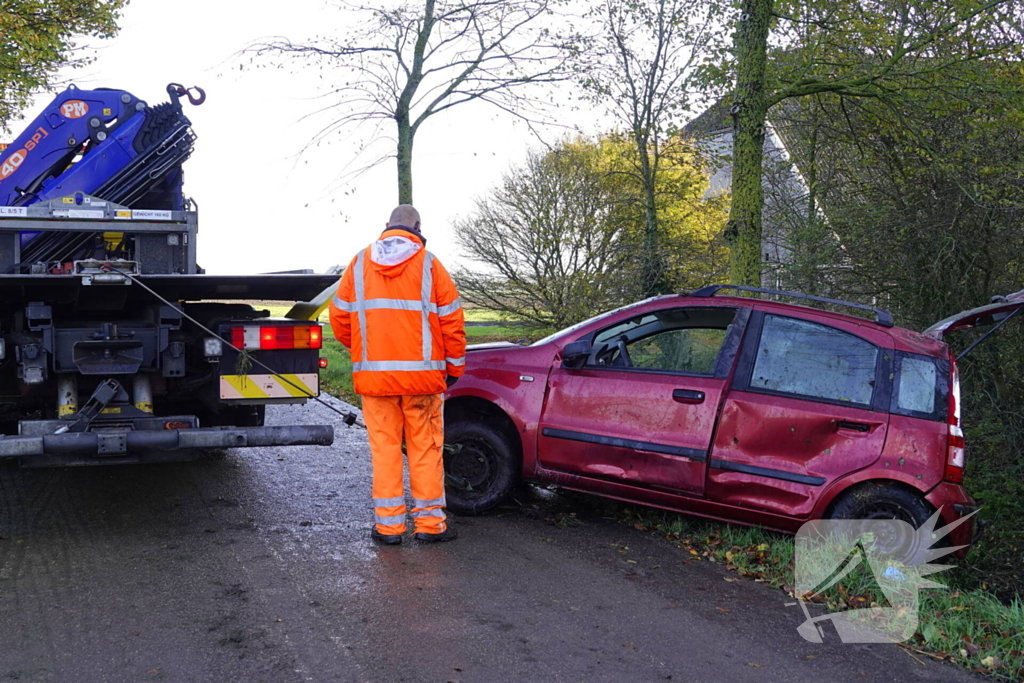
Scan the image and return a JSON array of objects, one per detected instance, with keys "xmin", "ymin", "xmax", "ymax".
[
  {"xmin": 219, "ymin": 373, "xmax": 318, "ymax": 400},
  {"xmin": 114, "ymin": 210, "xmax": 132, "ymax": 219},
  {"xmin": 62, "ymin": 197, "xmax": 75, "ymax": 204},
  {"xmin": 103, "ymin": 108, "xmax": 111, "ymax": 115}
]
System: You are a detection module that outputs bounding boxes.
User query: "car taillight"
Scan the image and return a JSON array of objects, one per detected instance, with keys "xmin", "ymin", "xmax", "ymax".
[
  {"xmin": 945, "ymin": 360, "xmax": 965, "ymax": 484},
  {"xmin": 227, "ymin": 325, "xmax": 323, "ymax": 351}
]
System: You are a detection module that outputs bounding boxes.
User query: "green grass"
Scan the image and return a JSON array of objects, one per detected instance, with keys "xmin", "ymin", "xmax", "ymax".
[
  {"xmin": 319, "ymin": 339, "xmax": 358, "ymax": 407},
  {"xmin": 598, "ymin": 500, "xmax": 1024, "ymax": 681}
]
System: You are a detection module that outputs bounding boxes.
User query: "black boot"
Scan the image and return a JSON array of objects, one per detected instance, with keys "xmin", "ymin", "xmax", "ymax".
[
  {"xmin": 414, "ymin": 527, "xmax": 458, "ymax": 543},
  {"xmin": 371, "ymin": 528, "xmax": 403, "ymax": 545}
]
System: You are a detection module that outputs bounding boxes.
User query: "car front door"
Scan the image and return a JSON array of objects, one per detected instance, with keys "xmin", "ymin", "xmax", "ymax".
[
  {"xmin": 537, "ymin": 306, "xmax": 747, "ymax": 496},
  {"xmin": 708, "ymin": 310, "xmax": 893, "ymax": 518}
]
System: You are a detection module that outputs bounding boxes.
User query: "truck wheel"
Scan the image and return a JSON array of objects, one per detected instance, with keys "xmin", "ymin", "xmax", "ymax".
[
  {"xmin": 443, "ymin": 420, "xmax": 519, "ymax": 516},
  {"xmin": 827, "ymin": 483, "xmax": 935, "ymax": 561}
]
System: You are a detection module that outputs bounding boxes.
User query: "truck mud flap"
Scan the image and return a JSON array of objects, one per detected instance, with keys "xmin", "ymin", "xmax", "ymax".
[{"xmin": 0, "ymin": 425, "xmax": 334, "ymax": 461}]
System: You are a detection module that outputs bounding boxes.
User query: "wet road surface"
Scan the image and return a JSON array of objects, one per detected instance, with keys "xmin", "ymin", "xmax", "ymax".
[{"xmin": 0, "ymin": 398, "xmax": 981, "ymax": 682}]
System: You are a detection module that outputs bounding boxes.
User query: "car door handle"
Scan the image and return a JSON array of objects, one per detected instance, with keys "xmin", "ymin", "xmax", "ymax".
[
  {"xmin": 673, "ymin": 389, "xmax": 705, "ymax": 404},
  {"xmin": 836, "ymin": 421, "xmax": 870, "ymax": 433}
]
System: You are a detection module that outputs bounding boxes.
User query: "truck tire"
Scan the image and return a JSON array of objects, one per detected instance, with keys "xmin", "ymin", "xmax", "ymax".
[
  {"xmin": 827, "ymin": 482, "xmax": 936, "ymax": 562},
  {"xmin": 443, "ymin": 420, "xmax": 519, "ymax": 516}
]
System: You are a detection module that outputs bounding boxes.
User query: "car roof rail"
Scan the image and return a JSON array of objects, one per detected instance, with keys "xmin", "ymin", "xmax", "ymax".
[{"xmin": 689, "ymin": 284, "xmax": 894, "ymax": 328}]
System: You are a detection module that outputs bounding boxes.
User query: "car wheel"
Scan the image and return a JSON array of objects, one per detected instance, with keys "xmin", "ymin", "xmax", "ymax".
[
  {"xmin": 828, "ymin": 483, "xmax": 936, "ymax": 562},
  {"xmin": 443, "ymin": 419, "xmax": 519, "ymax": 515}
]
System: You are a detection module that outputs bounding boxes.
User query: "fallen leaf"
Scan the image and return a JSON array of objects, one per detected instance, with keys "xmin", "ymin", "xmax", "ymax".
[
  {"xmin": 724, "ymin": 578, "xmax": 741, "ymax": 583},
  {"xmin": 716, "ymin": 607, "xmax": 731, "ymax": 613},
  {"xmin": 626, "ymin": 559, "xmax": 637, "ymax": 564},
  {"xmin": 747, "ymin": 662, "xmax": 761, "ymax": 668},
  {"xmin": 980, "ymin": 656, "xmax": 1001, "ymax": 669},
  {"xmin": 649, "ymin": 565, "xmax": 661, "ymax": 570},
  {"xmin": 299, "ymin": 521, "xmax": 311, "ymax": 527}
]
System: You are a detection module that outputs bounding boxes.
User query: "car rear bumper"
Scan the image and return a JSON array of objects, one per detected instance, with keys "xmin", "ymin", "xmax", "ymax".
[{"xmin": 925, "ymin": 482, "xmax": 980, "ymax": 556}]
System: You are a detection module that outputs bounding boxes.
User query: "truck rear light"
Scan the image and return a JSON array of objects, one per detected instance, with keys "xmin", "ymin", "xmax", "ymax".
[
  {"xmin": 319, "ymin": 358, "xmax": 329, "ymax": 368},
  {"xmin": 227, "ymin": 325, "xmax": 323, "ymax": 351},
  {"xmin": 944, "ymin": 361, "xmax": 965, "ymax": 484}
]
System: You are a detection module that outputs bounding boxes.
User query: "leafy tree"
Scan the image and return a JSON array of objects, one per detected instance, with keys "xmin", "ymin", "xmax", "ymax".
[
  {"xmin": 454, "ymin": 136, "xmax": 728, "ymax": 328},
  {"xmin": 576, "ymin": 0, "xmax": 720, "ymax": 296},
  {"xmin": 0, "ymin": 0, "xmax": 127, "ymax": 131},
  {"xmin": 250, "ymin": 0, "xmax": 575, "ymax": 204},
  {"xmin": 715, "ymin": 0, "xmax": 1023, "ymax": 285}
]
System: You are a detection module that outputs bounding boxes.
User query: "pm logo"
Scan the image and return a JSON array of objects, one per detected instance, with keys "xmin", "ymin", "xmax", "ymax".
[
  {"xmin": 790, "ymin": 509, "xmax": 976, "ymax": 643},
  {"xmin": 61, "ymin": 100, "xmax": 89, "ymax": 119}
]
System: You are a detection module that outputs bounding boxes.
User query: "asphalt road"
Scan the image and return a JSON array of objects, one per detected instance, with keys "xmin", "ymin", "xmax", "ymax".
[{"xmin": 0, "ymin": 398, "xmax": 982, "ymax": 683}]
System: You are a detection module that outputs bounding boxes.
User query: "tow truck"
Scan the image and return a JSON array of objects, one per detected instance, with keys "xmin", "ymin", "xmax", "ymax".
[{"xmin": 0, "ymin": 83, "xmax": 343, "ymax": 465}]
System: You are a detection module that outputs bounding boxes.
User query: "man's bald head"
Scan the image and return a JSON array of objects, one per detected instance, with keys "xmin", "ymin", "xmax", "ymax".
[{"xmin": 387, "ymin": 204, "xmax": 421, "ymax": 231}]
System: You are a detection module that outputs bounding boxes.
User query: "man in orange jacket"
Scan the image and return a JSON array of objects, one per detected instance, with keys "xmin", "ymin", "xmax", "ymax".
[{"xmin": 329, "ymin": 205, "xmax": 466, "ymax": 544}]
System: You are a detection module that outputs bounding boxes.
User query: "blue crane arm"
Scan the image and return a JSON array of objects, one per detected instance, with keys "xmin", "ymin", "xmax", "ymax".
[{"xmin": 0, "ymin": 83, "xmax": 203, "ymax": 209}]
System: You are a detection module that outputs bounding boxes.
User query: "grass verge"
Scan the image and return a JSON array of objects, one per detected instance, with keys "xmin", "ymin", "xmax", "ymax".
[{"xmin": 597, "ymin": 500, "xmax": 1023, "ymax": 681}]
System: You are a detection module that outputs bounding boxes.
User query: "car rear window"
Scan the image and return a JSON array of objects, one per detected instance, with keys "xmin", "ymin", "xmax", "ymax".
[
  {"xmin": 751, "ymin": 314, "xmax": 878, "ymax": 406},
  {"xmin": 891, "ymin": 352, "xmax": 949, "ymax": 421}
]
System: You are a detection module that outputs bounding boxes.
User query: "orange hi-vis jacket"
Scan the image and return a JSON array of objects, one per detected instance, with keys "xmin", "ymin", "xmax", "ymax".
[{"xmin": 329, "ymin": 228, "xmax": 466, "ymax": 396}]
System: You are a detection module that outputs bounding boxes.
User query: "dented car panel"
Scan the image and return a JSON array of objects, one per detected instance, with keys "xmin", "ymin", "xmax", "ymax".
[{"xmin": 447, "ymin": 287, "xmax": 990, "ymax": 556}]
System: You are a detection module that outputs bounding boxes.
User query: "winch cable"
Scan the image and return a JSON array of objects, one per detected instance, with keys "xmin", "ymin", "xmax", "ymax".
[{"xmin": 102, "ymin": 265, "xmax": 362, "ymax": 428}]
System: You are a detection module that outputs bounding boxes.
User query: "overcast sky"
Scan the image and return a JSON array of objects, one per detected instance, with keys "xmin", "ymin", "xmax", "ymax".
[{"xmin": 10, "ymin": 0, "xmax": 608, "ymax": 274}]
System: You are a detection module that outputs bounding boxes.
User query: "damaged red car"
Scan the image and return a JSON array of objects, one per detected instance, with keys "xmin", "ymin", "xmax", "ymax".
[{"xmin": 443, "ymin": 285, "xmax": 1022, "ymax": 554}]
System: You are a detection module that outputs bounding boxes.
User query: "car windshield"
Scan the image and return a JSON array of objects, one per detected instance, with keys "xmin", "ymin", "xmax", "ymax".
[{"xmin": 531, "ymin": 297, "xmax": 664, "ymax": 346}]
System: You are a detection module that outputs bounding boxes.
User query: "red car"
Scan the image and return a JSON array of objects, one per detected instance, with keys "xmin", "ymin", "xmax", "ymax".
[{"xmin": 443, "ymin": 285, "xmax": 1022, "ymax": 554}]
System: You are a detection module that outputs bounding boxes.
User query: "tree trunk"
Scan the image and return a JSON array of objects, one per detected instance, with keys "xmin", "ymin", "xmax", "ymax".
[
  {"xmin": 397, "ymin": 119, "xmax": 414, "ymax": 204},
  {"xmin": 636, "ymin": 133, "xmax": 668, "ymax": 296},
  {"xmin": 725, "ymin": 0, "xmax": 773, "ymax": 287}
]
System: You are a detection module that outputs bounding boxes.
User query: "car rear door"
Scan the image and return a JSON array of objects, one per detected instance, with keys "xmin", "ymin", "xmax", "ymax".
[
  {"xmin": 707, "ymin": 309, "xmax": 894, "ymax": 518},
  {"xmin": 537, "ymin": 305, "xmax": 747, "ymax": 496}
]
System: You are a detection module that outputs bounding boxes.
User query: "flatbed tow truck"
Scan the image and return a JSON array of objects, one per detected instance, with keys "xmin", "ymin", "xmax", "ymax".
[{"xmin": 0, "ymin": 83, "xmax": 343, "ymax": 465}]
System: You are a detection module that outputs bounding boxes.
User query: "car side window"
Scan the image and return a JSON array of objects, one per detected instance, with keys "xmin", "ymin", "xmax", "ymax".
[
  {"xmin": 591, "ymin": 307, "xmax": 736, "ymax": 375},
  {"xmin": 628, "ymin": 328, "xmax": 728, "ymax": 374},
  {"xmin": 750, "ymin": 314, "xmax": 878, "ymax": 406}
]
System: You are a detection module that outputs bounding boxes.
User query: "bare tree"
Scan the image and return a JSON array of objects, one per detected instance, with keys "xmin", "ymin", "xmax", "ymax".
[
  {"xmin": 454, "ymin": 142, "xmax": 633, "ymax": 329},
  {"xmin": 578, "ymin": 0, "xmax": 718, "ymax": 296},
  {"xmin": 249, "ymin": 0, "xmax": 574, "ymax": 203}
]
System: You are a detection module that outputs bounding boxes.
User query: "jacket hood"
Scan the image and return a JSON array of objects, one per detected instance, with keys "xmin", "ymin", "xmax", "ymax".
[{"xmin": 369, "ymin": 229, "xmax": 423, "ymax": 276}]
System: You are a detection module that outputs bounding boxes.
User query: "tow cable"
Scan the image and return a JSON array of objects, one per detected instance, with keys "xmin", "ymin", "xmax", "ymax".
[{"xmin": 102, "ymin": 265, "xmax": 362, "ymax": 428}]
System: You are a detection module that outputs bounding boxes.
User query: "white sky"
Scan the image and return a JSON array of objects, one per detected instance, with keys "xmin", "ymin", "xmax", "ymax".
[{"xmin": 11, "ymin": 0, "xmax": 608, "ymax": 275}]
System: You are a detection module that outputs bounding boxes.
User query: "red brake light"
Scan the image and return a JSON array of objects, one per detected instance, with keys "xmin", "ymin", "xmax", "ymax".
[
  {"xmin": 319, "ymin": 357, "xmax": 329, "ymax": 368},
  {"xmin": 226, "ymin": 324, "xmax": 323, "ymax": 351}
]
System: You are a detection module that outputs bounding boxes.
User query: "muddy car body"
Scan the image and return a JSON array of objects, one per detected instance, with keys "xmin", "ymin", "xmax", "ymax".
[{"xmin": 443, "ymin": 286, "xmax": 1020, "ymax": 555}]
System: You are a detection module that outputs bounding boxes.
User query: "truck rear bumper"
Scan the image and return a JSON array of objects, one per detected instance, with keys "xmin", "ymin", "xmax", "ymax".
[{"xmin": 0, "ymin": 424, "xmax": 334, "ymax": 465}]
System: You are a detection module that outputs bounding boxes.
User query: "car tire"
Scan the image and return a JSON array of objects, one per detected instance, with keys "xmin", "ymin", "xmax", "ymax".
[
  {"xmin": 443, "ymin": 419, "xmax": 519, "ymax": 515},
  {"xmin": 828, "ymin": 482, "xmax": 937, "ymax": 562}
]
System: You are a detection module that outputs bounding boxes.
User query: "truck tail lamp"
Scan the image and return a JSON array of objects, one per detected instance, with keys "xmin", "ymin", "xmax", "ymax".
[
  {"xmin": 228, "ymin": 324, "xmax": 323, "ymax": 351},
  {"xmin": 944, "ymin": 361, "xmax": 965, "ymax": 484}
]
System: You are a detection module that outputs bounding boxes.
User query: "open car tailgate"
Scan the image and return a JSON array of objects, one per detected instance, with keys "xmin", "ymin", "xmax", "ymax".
[{"xmin": 924, "ymin": 291, "xmax": 1024, "ymax": 360}]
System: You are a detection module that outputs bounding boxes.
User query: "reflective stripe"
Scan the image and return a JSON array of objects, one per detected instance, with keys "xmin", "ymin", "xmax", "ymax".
[
  {"xmin": 352, "ymin": 360, "xmax": 447, "ymax": 372},
  {"xmin": 374, "ymin": 496, "xmax": 406, "ymax": 508},
  {"xmin": 445, "ymin": 356, "xmax": 465, "ymax": 367},
  {"xmin": 362, "ymin": 298, "xmax": 432, "ymax": 312},
  {"xmin": 421, "ymin": 253, "xmax": 434, "ymax": 364},
  {"xmin": 414, "ymin": 496, "xmax": 446, "ymax": 508},
  {"xmin": 354, "ymin": 251, "xmax": 368, "ymax": 364},
  {"xmin": 375, "ymin": 514, "xmax": 407, "ymax": 525},
  {"xmin": 332, "ymin": 295, "xmax": 354, "ymax": 311},
  {"xmin": 437, "ymin": 298, "xmax": 462, "ymax": 316},
  {"xmin": 412, "ymin": 509, "xmax": 445, "ymax": 519}
]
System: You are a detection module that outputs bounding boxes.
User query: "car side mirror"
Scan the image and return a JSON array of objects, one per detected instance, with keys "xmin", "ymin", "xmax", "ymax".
[{"xmin": 561, "ymin": 340, "xmax": 592, "ymax": 369}]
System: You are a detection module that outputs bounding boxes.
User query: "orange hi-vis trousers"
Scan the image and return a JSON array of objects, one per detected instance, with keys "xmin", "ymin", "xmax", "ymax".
[{"xmin": 362, "ymin": 393, "xmax": 447, "ymax": 535}]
